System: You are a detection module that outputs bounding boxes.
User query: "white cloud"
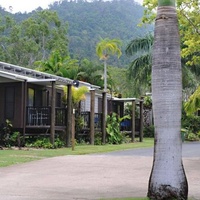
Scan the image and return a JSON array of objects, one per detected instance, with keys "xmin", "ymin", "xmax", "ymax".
[
  {"xmin": 0, "ymin": 0, "xmax": 55, "ymax": 13},
  {"xmin": 0, "ymin": 0, "xmax": 143, "ymax": 13}
]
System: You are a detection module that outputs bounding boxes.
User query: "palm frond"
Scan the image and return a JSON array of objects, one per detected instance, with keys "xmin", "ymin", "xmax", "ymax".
[
  {"xmin": 96, "ymin": 38, "xmax": 122, "ymax": 60},
  {"xmin": 126, "ymin": 34, "xmax": 153, "ymax": 56},
  {"xmin": 128, "ymin": 53, "xmax": 152, "ymax": 79}
]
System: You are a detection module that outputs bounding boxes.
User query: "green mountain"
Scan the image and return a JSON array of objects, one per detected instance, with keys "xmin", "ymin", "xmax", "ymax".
[
  {"xmin": 48, "ymin": 0, "xmax": 152, "ymax": 66},
  {"xmin": 0, "ymin": 0, "xmax": 152, "ymax": 67}
]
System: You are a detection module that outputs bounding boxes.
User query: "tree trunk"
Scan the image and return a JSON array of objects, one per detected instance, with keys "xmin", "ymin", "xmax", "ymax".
[{"xmin": 148, "ymin": 3, "xmax": 188, "ymax": 200}]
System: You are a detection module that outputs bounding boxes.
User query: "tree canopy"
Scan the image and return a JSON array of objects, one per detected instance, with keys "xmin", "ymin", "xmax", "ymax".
[
  {"xmin": 142, "ymin": 0, "xmax": 200, "ymax": 66},
  {"xmin": 0, "ymin": 10, "xmax": 68, "ymax": 67}
]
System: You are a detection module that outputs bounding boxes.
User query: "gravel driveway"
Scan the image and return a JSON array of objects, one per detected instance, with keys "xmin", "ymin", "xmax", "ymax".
[{"xmin": 0, "ymin": 142, "xmax": 199, "ymax": 200}]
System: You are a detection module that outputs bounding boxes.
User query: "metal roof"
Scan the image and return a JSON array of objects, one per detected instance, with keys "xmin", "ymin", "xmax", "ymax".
[
  {"xmin": 0, "ymin": 61, "xmax": 100, "ymax": 89},
  {"xmin": 112, "ymin": 97, "xmax": 142, "ymax": 102},
  {"xmin": 0, "ymin": 61, "xmax": 73, "ymax": 85}
]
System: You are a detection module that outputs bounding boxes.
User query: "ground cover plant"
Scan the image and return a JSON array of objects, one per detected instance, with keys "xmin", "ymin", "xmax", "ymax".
[{"xmin": 0, "ymin": 138, "xmax": 153, "ymax": 167}]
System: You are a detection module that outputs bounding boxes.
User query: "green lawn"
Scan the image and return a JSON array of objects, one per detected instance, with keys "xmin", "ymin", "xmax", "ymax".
[{"xmin": 0, "ymin": 138, "xmax": 153, "ymax": 167}]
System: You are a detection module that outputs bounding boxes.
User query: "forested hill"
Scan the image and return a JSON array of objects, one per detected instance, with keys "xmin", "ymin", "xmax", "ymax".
[
  {"xmin": 48, "ymin": 0, "xmax": 152, "ymax": 66},
  {"xmin": 0, "ymin": 0, "xmax": 152, "ymax": 67}
]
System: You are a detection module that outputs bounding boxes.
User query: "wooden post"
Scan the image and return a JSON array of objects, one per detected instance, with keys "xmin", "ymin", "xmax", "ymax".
[
  {"xmin": 102, "ymin": 92, "xmax": 106, "ymax": 144},
  {"xmin": 90, "ymin": 89, "xmax": 95, "ymax": 145},
  {"xmin": 139, "ymin": 97, "xmax": 144, "ymax": 142},
  {"xmin": 131, "ymin": 99, "xmax": 136, "ymax": 142},
  {"xmin": 50, "ymin": 81, "xmax": 56, "ymax": 145},
  {"xmin": 66, "ymin": 84, "xmax": 72, "ymax": 147},
  {"xmin": 22, "ymin": 80, "xmax": 27, "ymax": 143},
  {"xmin": 71, "ymin": 109, "xmax": 75, "ymax": 150}
]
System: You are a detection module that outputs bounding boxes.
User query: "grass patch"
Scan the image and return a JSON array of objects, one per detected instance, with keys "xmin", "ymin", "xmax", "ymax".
[{"xmin": 0, "ymin": 138, "xmax": 153, "ymax": 167}]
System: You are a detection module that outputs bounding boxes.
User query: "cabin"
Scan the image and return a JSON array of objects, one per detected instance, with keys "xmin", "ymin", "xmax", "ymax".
[
  {"xmin": 0, "ymin": 61, "xmax": 97, "ymax": 143},
  {"xmin": 0, "ymin": 61, "xmax": 145, "ymax": 145}
]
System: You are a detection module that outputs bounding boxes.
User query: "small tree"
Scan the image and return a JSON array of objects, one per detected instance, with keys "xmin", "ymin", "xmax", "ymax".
[{"xmin": 63, "ymin": 86, "xmax": 89, "ymax": 109}]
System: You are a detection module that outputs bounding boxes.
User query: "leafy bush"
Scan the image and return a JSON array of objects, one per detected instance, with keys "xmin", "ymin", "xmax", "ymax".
[
  {"xmin": 106, "ymin": 113, "xmax": 122, "ymax": 144},
  {"xmin": 106, "ymin": 113, "xmax": 130, "ymax": 144},
  {"xmin": 121, "ymin": 132, "xmax": 131, "ymax": 143},
  {"xmin": 185, "ymin": 132, "xmax": 199, "ymax": 141},
  {"xmin": 143, "ymin": 125, "xmax": 154, "ymax": 138},
  {"xmin": 0, "ymin": 120, "xmax": 23, "ymax": 147},
  {"xmin": 0, "ymin": 119, "xmax": 12, "ymax": 147},
  {"xmin": 54, "ymin": 137, "xmax": 65, "ymax": 148},
  {"xmin": 9, "ymin": 132, "xmax": 22, "ymax": 147},
  {"xmin": 26, "ymin": 137, "xmax": 65, "ymax": 149},
  {"xmin": 94, "ymin": 132, "xmax": 102, "ymax": 145},
  {"xmin": 181, "ymin": 114, "xmax": 200, "ymax": 140},
  {"xmin": 144, "ymin": 96, "xmax": 152, "ymax": 109},
  {"xmin": 182, "ymin": 114, "xmax": 200, "ymax": 134}
]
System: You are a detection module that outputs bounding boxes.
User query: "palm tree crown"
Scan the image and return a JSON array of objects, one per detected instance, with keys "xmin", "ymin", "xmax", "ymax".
[{"xmin": 96, "ymin": 38, "xmax": 122, "ymax": 61}]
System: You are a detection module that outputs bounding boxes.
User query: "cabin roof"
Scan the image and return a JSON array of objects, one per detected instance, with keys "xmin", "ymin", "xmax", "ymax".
[
  {"xmin": 112, "ymin": 97, "xmax": 142, "ymax": 103},
  {"xmin": 0, "ymin": 61, "xmax": 100, "ymax": 89}
]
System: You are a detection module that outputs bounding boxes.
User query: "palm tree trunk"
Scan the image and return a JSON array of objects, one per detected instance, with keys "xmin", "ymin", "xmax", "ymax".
[{"xmin": 148, "ymin": 1, "xmax": 188, "ymax": 199}]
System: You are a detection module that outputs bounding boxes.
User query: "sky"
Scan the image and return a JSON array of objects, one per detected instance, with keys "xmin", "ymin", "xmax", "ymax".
[{"xmin": 0, "ymin": 0, "xmax": 143, "ymax": 13}]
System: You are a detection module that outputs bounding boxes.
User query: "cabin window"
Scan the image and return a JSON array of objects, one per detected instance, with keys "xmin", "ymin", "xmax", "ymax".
[
  {"xmin": 28, "ymin": 88, "xmax": 43, "ymax": 107},
  {"xmin": 35, "ymin": 90, "xmax": 42, "ymax": 107},
  {"xmin": 46, "ymin": 91, "xmax": 50, "ymax": 106},
  {"xmin": 56, "ymin": 92, "xmax": 62, "ymax": 107},
  {"xmin": 28, "ymin": 88, "xmax": 35, "ymax": 107},
  {"xmin": 5, "ymin": 87, "xmax": 15, "ymax": 120}
]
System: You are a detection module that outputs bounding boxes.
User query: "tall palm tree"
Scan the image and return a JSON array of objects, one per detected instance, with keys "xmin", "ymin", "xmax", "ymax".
[
  {"xmin": 96, "ymin": 38, "xmax": 122, "ymax": 93},
  {"xmin": 126, "ymin": 34, "xmax": 198, "ymax": 97},
  {"xmin": 148, "ymin": 0, "xmax": 188, "ymax": 199},
  {"xmin": 125, "ymin": 34, "xmax": 153, "ymax": 96},
  {"xmin": 96, "ymin": 38, "xmax": 122, "ymax": 144}
]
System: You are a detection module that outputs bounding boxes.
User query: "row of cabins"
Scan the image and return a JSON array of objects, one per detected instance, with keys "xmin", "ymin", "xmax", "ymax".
[{"xmin": 0, "ymin": 61, "xmax": 145, "ymax": 146}]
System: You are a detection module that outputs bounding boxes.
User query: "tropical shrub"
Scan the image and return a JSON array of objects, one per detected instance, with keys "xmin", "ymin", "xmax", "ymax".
[
  {"xmin": 94, "ymin": 132, "xmax": 102, "ymax": 145},
  {"xmin": 26, "ymin": 137, "xmax": 65, "ymax": 149},
  {"xmin": 9, "ymin": 131, "xmax": 22, "ymax": 147},
  {"xmin": 144, "ymin": 96, "xmax": 152, "ymax": 109},
  {"xmin": 185, "ymin": 132, "xmax": 199, "ymax": 141},
  {"xmin": 106, "ymin": 112, "xmax": 130, "ymax": 144},
  {"xmin": 0, "ymin": 120, "xmax": 22, "ymax": 147},
  {"xmin": 182, "ymin": 114, "xmax": 200, "ymax": 134},
  {"xmin": 143, "ymin": 125, "xmax": 154, "ymax": 138}
]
